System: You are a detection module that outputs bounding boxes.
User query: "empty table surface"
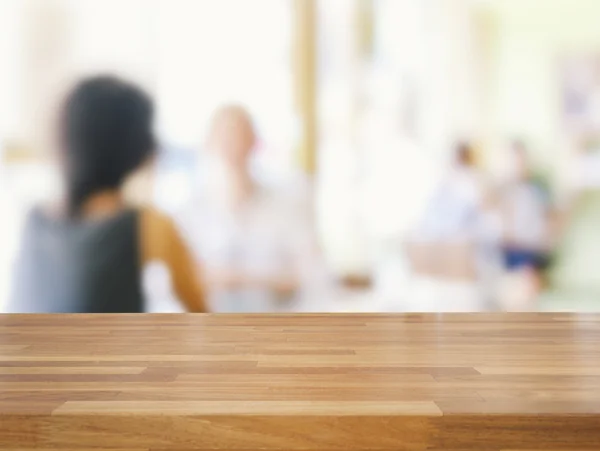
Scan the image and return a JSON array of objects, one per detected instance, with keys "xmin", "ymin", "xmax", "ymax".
[{"xmin": 1, "ymin": 313, "xmax": 600, "ymax": 450}]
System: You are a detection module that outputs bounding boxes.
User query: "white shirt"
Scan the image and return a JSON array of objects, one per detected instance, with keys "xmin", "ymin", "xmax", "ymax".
[
  {"xmin": 503, "ymin": 180, "xmax": 549, "ymax": 250},
  {"xmin": 416, "ymin": 166, "xmax": 485, "ymax": 242},
  {"xmin": 180, "ymin": 169, "xmax": 320, "ymax": 312}
]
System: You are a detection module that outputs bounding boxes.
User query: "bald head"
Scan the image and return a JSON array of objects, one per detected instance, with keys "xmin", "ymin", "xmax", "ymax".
[{"xmin": 207, "ymin": 105, "xmax": 256, "ymax": 167}]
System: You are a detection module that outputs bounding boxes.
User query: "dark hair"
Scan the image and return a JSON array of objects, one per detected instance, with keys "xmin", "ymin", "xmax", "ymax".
[
  {"xmin": 60, "ymin": 76, "xmax": 155, "ymax": 217},
  {"xmin": 455, "ymin": 141, "xmax": 475, "ymax": 167}
]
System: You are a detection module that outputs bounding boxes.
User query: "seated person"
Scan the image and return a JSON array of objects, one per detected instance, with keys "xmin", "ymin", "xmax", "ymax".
[
  {"xmin": 415, "ymin": 142, "xmax": 487, "ymax": 242},
  {"xmin": 499, "ymin": 141, "xmax": 552, "ymax": 309},
  {"xmin": 8, "ymin": 76, "xmax": 206, "ymax": 313},
  {"xmin": 183, "ymin": 105, "xmax": 319, "ymax": 312}
]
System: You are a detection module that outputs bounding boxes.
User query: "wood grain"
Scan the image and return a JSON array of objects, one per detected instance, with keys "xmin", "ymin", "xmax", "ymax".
[{"xmin": 1, "ymin": 313, "xmax": 600, "ymax": 450}]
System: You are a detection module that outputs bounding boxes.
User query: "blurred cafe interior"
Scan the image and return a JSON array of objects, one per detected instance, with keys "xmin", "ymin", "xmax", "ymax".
[{"xmin": 3, "ymin": 0, "xmax": 600, "ymax": 313}]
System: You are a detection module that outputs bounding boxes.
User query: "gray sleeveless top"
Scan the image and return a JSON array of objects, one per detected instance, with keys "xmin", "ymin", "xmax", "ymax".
[{"xmin": 8, "ymin": 208, "xmax": 144, "ymax": 313}]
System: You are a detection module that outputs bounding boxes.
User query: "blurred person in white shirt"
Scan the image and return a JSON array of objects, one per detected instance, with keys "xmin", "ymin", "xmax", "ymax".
[
  {"xmin": 182, "ymin": 105, "xmax": 323, "ymax": 312},
  {"xmin": 416, "ymin": 142, "xmax": 489, "ymax": 242},
  {"xmin": 407, "ymin": 142, "xmax": 502, "ymax": 311}
]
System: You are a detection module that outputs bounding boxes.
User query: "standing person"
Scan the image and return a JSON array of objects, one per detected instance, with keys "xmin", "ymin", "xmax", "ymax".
[
  {"xmin": 184, "ymin": 105, "xmax": 319, "ymax": 312},
  {"xmin": 8, "ymin": 76, "xmax": 206, "ymax": 313},
  {"xmin": 500, "ymin": 140, "xmax": 553, "ymax": 310}
]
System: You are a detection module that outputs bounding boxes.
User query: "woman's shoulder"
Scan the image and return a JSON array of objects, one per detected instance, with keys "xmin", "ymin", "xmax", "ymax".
[
  {"xmin": 28, "ymin": 201, "xmax": 63, "ymax": 221},
  {"xmin": 138, "ymin": 207, "xmax": 180, "ymax": 264},
  {"xmin": 139, "ymin": 207, "xmax": 179, "ymax": 237}
]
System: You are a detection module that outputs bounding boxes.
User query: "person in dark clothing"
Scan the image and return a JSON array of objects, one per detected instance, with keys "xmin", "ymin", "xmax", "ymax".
[
  {"xmin": 8, "ymin": 76, "xmax": 206, "ymax": 313},
  {"xmin": 499, "ymin": 140, "xmax": 553, "ymax": 310}
]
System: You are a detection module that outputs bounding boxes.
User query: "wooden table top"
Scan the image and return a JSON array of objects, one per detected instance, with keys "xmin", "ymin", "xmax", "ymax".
[{"xmin": 1, "ymin": 313, "xmax": 600, "ymax": 450}]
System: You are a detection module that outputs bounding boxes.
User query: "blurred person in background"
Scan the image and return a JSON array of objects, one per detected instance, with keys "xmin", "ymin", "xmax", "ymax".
[
  {"xmin": 499, "ymin": 140, "xmax": 553, "ymax": 311},
  {"xmin": 415, "ymin": 142, "xmax": 488, "ymax": 242},
  {"xmin": 406, "ymin": 141, "xmax": 501, "ymax": 311},
  {"xmin": 7, "ymin": 76, "xmax": 206, "ymax": 313},
  {"xmin": 184, "ymin": 105, "xmax": 319, "ymax": 312}
]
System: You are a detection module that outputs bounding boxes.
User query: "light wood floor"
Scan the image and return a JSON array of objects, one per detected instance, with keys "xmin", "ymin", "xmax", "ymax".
[{"xmin": 1, "ymin": 313, "xmax": 600, "ymax": 450}]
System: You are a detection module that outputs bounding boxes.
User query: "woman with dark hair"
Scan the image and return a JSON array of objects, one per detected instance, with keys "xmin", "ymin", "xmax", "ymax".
[{"xmin": 8, "ymin": 76, "xmax": 206, "ymax": 313}]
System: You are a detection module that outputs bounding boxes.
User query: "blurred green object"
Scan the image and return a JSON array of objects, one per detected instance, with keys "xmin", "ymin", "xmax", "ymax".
[{"xmin": 542, "ymin": 191, "xmax": 600, "ymax": 311}]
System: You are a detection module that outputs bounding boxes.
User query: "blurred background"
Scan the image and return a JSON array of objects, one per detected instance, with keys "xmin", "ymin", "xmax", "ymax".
[{"xmin": 2, "ymin": 0, "xmax": 600, "ymax": 312}]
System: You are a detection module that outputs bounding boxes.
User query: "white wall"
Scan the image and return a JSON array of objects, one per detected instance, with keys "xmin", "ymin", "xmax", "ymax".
[
  {"xmin": 0, "ymin": 0, "xmax": 157, "ymax": 153},
  {"xmin": 482, "ymin": 0, "xmax": 600, "ymax": 169},
  {"xmin": 0, "ymin": 0, "xmax": 296, "ymax": 157},
  {"xmin": 0, "ymin": 0, "xmax": 27, "ymax": 149}
]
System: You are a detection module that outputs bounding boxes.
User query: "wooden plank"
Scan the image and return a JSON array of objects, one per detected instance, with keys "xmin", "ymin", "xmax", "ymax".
[{"xmin": 1, "ymin": 314, "xmax": 600, "ymax": 450}]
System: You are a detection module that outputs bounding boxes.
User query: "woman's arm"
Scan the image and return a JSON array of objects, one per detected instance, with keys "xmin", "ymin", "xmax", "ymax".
[{"xmin": 140, "ymin": 208, "xmax": 207, "ymax": 312}]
